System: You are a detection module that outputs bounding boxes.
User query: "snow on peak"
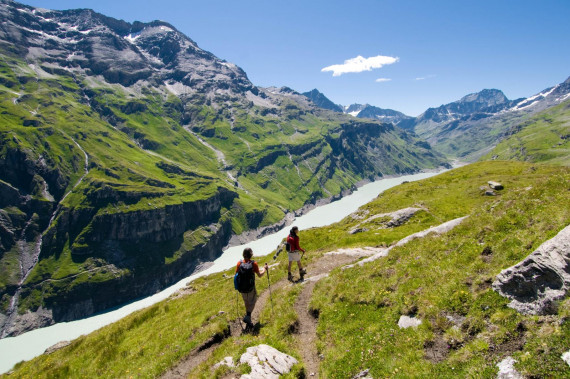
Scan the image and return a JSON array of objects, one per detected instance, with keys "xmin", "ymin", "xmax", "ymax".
[{"xmin": 125, "ymin": 31, "xmax": 142, "ymax": 43}]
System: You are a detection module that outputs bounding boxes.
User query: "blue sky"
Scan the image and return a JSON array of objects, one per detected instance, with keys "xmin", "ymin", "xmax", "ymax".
[{"xmin": 18, "ymin": 0, "xmax": 570, "ymax": 116}]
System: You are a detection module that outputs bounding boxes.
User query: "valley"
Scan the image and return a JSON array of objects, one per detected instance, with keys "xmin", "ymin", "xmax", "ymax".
[{"xmin": 0, "ymin": 0, "xmax": 569, "ymax": 377}]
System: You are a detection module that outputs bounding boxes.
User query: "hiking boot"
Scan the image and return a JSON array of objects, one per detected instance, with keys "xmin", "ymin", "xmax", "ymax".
[
  {"xmin": 243, "ymin": 314, "xmax": 251, "ymax": 324},
  {"xmin": 287, "ymin": 272, "xmax": 293, "ymax": 281},
  {"xmin": 299, "ymin": 268, "xmax": 306, "ymax": 279}
]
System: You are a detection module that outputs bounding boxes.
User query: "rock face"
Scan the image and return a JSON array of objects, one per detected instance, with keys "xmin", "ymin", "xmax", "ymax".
[
  {"xmin": 302, "ymin": 89, "xmax": 343, "ymax": 113},
  {"xmin": 343, "ymin": 103, "xmax": 414, "ymax": 128},
  {"xmin": 493, "ymin": 224, "xmax": 570, "ymax": 315}
]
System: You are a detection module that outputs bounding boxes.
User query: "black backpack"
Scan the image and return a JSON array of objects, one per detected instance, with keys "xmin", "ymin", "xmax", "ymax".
[
  {"xmin": 285, "ymin": 240, "xmax": 291, "ymax": 252},
  {"xmin": 234, "ymin": 260, "xmax": 255, "ymax": 293}
]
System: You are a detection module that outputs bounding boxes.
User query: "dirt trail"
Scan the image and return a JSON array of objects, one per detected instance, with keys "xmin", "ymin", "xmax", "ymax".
[
  {"xmin": 292, "ymin": 253, "xmax": 367, "ymax": 378},
  {"xmin": 161, "ymin": 253, "xmax": 366, "ymax": 378}
]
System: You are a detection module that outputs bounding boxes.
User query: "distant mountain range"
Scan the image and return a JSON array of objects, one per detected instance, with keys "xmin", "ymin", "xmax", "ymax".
[{"xmin": 303, "ymin": 77, "xmax": 570, "ymax": 160}]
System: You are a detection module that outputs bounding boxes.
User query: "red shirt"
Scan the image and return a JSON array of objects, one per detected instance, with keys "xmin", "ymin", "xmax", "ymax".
[
  {"xmin": 287, "ymin": 234, "xmax": 303, "ymax": 252},
  {"xmin": 236, "ymin": 259, "xmax": 260, "ymax": 274}
]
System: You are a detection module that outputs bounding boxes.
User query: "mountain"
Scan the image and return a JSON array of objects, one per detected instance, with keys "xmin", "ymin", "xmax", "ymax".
[
  {"xmin": 482, "ymin": 97, "xmax": 570, "ymax": 165},
  {"xmin": 410, "ymin": 82, "xmax": 570, "ymax": 160},
  {"xmin": 302, "ymin": 88, "xmax": 343, "ymax": 112},
  {"xmin": 0, "ymin": 0, "xmax": 447, "ymax": 336},
  {"xmin": 343, "ymin": 103, "xmax": 415, "ymax": 129}
]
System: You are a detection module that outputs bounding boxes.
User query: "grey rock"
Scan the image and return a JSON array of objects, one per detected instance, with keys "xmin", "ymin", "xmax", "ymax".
[
  {"xmin": 398, "ymin": 315, "xmax": 422, "ymax": 329},
  {"xmin": 240, "ymin": 344, "xmax": 298, "ymax": 378},
  {"xmin": 493, "ymin": 224, "xmax": 570, "ymax": 315},
  {"xmin": 562, "ymin": 351, "xmax": 570, "ymax": 367},
  {"xmin": 3, "ymin": 307, "xmax": 54, "ymax": 337},
  {"xmin": 344, "ymin": 216, "xmax": 468, "ymax": 269},
  {"xmin": 213, "ymin": 356, "xmax": 235, "ymax": 369},
  {"xmin": 496, "ymin": 357, "xmax": 523, "ymax": 379},
  {"xmin": 45, "ymin": 340, "xmax": 71, "ymax": 354},
  {"xmin": 352, "ymin": 369, "xmax": 373, "ymax": 378},
  {"xmin": 488, "ymin": 181, "xmax": 504, "ymax": 190},
  {"xmin": 485, "ymin": 190, "xmax": 496, "ymax": 196}
]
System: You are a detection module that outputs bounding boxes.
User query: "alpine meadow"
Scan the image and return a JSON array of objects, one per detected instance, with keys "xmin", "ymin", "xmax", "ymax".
[{"xmin": 1, "ymin": 0, "xmax": 570, "ymax": 377}]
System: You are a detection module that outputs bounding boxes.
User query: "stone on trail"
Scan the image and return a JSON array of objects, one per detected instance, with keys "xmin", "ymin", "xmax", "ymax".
[
  {"xmin": 239, "ymin": 344, "xmax": 298, "ymax": 378},
  {"xmin": 213, "ymin": 356, "xmax": 235, "ymax": 369},
  {"xmin": 352, "ymin": 368, "xmax": 373, "ymax": 378},
  {"xmin": 496, "ymin": 357, "xmax": 523, "ymax": 379},
  {"xmin": 493, "ymin": 224, "xmax": 570, "ymax": 315},
  {"xmin": 562, "ymin": 351, "xmax": 570, "ymax": 367},
  {"xmin": 398, "ymin": 315, "xmax": 422, "ymax": 329}
]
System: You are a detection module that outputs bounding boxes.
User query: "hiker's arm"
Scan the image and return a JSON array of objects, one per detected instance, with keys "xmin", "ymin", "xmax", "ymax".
[{"xmin": 257, "ymin": 263, "xmax": 268, "ymax": 277}]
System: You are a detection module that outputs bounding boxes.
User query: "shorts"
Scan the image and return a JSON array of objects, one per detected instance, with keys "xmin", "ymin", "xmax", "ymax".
[{"xmin": 288, "ymin": 250, "xmax": 301, "ymax": 262}]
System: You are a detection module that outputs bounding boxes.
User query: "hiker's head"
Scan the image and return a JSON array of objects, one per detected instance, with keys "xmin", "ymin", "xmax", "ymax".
[
  {"xmin": 243, "ymin": 247, "xmax": 253, "ymax": 259},
  {"xmin": 290, "ymin": 226, "xmax": 299, "ymax": 236}
]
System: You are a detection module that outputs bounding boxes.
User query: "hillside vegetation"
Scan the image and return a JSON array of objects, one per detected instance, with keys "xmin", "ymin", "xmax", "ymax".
[
  {"xmin": 483, "ymin": 99, "xmax": 570, "ymax": 166},
  {"xmin": 0, "ymin": 44, "xmax": 444, "ymax": 331},
  {"xmin": 7, "ymin": 161, "xmax": 570, "ymax": 378}
]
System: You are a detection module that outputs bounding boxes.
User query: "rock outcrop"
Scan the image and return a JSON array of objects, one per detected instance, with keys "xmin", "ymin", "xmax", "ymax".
[
  {"xmin": 239, "ymin": 344, "xmax": 298, "ymax": 379},
  {"xmin": 496, "ymin": 357, "xmax": 523, "ymax": 379},
  {"xmin": 493, "ymin": 224, "xmax": 570, "ymax": 315}
]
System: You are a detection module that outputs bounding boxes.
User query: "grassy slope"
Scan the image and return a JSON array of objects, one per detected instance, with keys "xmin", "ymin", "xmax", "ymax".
[
  {"xmin": 8, "ymin": 161, "xmax": 570, "ymax": 378},
  {"xmin": 482, "ymin": 100, "xmax": 570, "ymax": 166},
  {"xmin": 1, "ymin": 48, "xmax": 448, "ymax": 315}
]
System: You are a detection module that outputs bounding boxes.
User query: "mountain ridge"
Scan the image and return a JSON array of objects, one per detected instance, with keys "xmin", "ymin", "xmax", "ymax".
[{"xmin": 304, "ymin": 78, "xmax": 570, "ymax": 160}]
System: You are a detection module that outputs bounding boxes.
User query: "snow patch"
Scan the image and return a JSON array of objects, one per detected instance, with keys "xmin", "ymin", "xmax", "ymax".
[
  {"xmin": 124, "ymin": 31, "xmax": 142, "ymax": 43},
  {"xmin": 349, "ymin": 110, "xmax": 361, "ymax": 117},
  {"xmin": 512, "ymin": 85, "xmax": 559, "ymax": 111},
  {"xmin": 557, "ymin": 93, "xmax": 570, "ymax": 102}
]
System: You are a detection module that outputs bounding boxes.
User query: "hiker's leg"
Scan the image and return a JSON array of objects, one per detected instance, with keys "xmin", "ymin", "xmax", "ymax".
[{"xmin": 241, "ymin": 289, "xmax": 257, "ymax": 324}]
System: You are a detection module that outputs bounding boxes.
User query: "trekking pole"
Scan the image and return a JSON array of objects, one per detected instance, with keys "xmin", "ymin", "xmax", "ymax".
[
  {"xmin": 235, "ymin": 290, "xmax": 244, "ymax": 332},
  {"xmin": 265, "ymin": 264, "xmax": 274, "ymax": 316}
]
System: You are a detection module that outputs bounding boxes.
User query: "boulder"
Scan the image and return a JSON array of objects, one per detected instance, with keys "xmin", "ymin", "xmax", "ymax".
[
  {"xmin": 398, "ymin": 315, "xmax": 422, "ymax": 329},
  {"xmin": 488, "ymin": 181, "xmax": 504, "ymax": 190},
  {"xmin": 45, "ymin": 340, "xmax": 71, "ymax": 354},
  {"xmin": 496, "ymin": 357, "xmax": 523, "ymax": 379},
  {"xmin": 493, "ymin": 224, "xmax": 570, "ymax": 315},
  {"xmin": 213, "ymin": 356, "xmax": 234, "ymax": 369},
  {"xmin": 563, "ymin": 351, "xmax": 570, "ymax": 367},
  {"xmin": 240, "ymin": 344, "xmax": 298, "ymax": 379}
]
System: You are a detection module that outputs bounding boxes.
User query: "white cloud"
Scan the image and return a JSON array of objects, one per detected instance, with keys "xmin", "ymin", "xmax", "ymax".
[
  {"xmin": 375, "ymin": 78, "xmax": 392, "ymax": 83},
  {"xmin": 415, "ymin": 74, "xmax": 436, "ymax": 81},
  {"xmin": 322, "ymin": 55, "xmax": 399, "ymax": 77}
]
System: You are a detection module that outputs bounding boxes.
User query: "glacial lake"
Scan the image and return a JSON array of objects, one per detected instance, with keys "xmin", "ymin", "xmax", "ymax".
[{"xmin": 0, "ymin": 170, "xmax": 442, "ymax": 373}]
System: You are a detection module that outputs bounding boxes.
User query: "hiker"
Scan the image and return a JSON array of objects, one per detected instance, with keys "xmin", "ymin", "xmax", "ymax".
[
  {"xmin": 235, "ymin": 247, "xmax": 267, "ymax": 327},
  {"xmin": 286, "ymin": 226, "xmax": 306, "ymax": 281}
]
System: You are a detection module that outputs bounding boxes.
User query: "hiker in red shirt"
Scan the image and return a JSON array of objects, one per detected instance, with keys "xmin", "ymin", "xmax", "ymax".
[
  {"xmin": 235, "ymin": 247, "xmax": 267, "ymax": 328},
  {"xmin": 286, "ymin": 226, "xmax": 306, "ymax": 281}
]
